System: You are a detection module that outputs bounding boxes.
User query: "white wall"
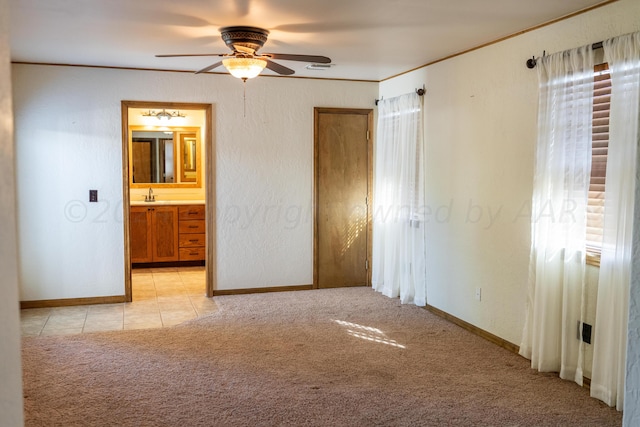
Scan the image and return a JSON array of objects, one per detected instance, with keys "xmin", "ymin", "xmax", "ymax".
[
  {"xmin": 625, "ymin": 163, "xmax": 640, "ymax": 424},
  {"xmin": 0, "ymin": 0, "xmax": 25, "ymax": 423},
  {"xmin": 12, "ymin": 65, "xmax": 377, "ymax": 299},
  {"xmin": 379, "ymin": 0, "xmax": 640, "ymax": 346}
]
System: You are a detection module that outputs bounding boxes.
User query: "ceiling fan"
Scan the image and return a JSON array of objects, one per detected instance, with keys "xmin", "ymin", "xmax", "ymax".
[{"xmin": 156, "ymin": 26, "xmax": 331, "ymax": 81}]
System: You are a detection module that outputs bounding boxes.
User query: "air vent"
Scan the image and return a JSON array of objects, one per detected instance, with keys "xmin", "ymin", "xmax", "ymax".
[{"xmin": 305, "ymin": 63, "xmax": 332, "ymax": 71}]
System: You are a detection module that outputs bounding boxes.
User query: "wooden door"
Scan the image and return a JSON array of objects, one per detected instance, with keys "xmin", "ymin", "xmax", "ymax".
[
  {"xmin": 152, "ymin": 206, "xmax": 179, "ymax": 262},
  {"xmin": 314, "ymin": 108, "xmax": 372, "ymax": 288},
  {"xmin": 131, "ymin": 140, "xmax": 152, "ymax": 184},
  {"xmin": 130, "ymin": 207, "xmax": 153, "ymax": 263}
]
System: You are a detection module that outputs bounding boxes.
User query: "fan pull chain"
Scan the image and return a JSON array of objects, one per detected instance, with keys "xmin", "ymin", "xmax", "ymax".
[{"xmin": 242, "ymin": 78, "xmax": 247, "ymax": 118}]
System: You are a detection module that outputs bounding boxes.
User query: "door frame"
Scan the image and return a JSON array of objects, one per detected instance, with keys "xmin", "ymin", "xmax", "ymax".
[
  {"xmin": 313, "ymin": 107, "xmax": 374, "ymax": 289},
  {"xmin": 121, "ymin": 101, "xmax": 216, "ymax": 301}
]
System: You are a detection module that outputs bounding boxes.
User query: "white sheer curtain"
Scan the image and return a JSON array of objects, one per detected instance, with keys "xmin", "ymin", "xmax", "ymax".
[
  {"xmin": 372, "ymin": 92, "xmax": 426, "ymax": 306},
  {"xmin": 519, "ymin": 45, "xmax": 594, "ymax": 385},
  {"xmin": 591, "ymin": 31, "xmax": 640, "ymax": 411}
]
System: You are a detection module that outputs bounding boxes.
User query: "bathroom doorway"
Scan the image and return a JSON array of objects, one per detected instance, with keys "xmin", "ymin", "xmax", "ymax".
[{"xmin": 121, "ymin": 101, "xmax": 216, "ymax": 300}]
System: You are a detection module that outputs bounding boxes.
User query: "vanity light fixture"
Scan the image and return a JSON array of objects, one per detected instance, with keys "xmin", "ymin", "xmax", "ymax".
[{"xmin": 142, "ymin": 109, "xmax": 186, "ymax": 121}]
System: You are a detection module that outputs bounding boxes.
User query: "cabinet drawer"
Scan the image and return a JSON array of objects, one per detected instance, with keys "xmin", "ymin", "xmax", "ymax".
[
  {"xmin": 178, "ymin": 205, "xmax": 205, "ymax": 220},
  {"xmin": 178, "ymin": 220, "xmax": 205, "ymax": 234},
  {"xmin": 179, "ymin": 233, "xmax": 206, "ymax": 248},
  {"xmin": 179, "ymin": 247, "xmax": 205, "ymax": 261}
]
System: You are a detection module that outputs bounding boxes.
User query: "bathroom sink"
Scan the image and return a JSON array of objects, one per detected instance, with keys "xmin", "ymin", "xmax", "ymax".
[{"xmin": 130, "ymin": 200, "xmax": 205, "ymax": 206}]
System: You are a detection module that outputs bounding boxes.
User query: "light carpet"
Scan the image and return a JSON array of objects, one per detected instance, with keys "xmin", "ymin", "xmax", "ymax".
[{"xmin": 22, "ymin": 287, "xmax": 622, "ymax": 426}]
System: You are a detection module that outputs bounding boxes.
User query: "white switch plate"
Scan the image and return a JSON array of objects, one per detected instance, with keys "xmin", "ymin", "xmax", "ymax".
[{"xmin": 475, "ymin": 287, "xmax": 482, "ymax": 301}]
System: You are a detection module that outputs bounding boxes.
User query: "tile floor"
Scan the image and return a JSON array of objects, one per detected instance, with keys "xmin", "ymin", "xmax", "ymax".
[{"xmin": 20, "ymin": 266, "xmax": 217, "ymax": 337}]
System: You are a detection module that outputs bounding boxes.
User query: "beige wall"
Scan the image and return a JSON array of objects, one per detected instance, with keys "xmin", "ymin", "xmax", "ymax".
[
  {"xmin": 128, "ymin": 107, "xmax": 207, "ymax": 202},
  {"xmin": 0, "ymin": 0, "xmax": 25, "ymax": 423}
]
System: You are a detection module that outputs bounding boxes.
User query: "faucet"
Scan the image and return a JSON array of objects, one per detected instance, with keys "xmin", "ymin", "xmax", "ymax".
[{"xmin": 145, "ymin": 187, "xmax": 155, "ymax": 202}]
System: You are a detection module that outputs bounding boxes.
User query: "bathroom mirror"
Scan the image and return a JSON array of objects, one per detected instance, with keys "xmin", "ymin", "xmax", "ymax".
[
  {"xmin": 131, "ymin": 131, "xmax": 175, "ymax": 184},
  {"xmin": 180, "ymin": 134, "xmax": 198, "ymax": 182},
  {"xmin": 129, "ymin": 127, "xmax": 201, "ymax": 188}
]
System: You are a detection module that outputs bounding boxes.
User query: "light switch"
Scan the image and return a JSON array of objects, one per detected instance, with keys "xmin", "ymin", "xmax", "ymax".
[{"xmin": 89, "ymin": 190, "xmax": 98, "ymax": 202}]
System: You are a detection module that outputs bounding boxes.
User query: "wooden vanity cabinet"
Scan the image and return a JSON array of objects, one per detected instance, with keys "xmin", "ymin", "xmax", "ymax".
[
  {"xmin": 178, "ymin": 205, "xmax": 206, "ymax": 261},
  {"xmin": 130, "ymin": 205, "xmax": 179, "ymax": 263},
  {"xmin": 130, "ymin": 204, "xmax": 205, "ymax": 264}
]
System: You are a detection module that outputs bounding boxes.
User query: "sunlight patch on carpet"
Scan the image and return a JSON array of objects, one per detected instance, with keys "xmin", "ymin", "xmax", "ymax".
[{"xmin": 333, "ymin": 319, "xmax": 406, "ymax": 349}]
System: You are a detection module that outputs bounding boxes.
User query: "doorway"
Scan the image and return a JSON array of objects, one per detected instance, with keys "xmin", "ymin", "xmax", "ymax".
[
  {"xmin": 314, "ymin": 108, "xmax": 373, "ymax": 288},
  {"xmin": 121, "ymin": 101, "xmax": 216, "ymax": 300}
]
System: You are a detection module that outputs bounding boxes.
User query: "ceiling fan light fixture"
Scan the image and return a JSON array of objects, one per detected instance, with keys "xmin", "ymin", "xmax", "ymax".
[
  {"xmin": 157, "ymin": 26, "xmax": 330, "ymax": 78},
  {"xmin": 222, "ymin": 57, "xmax": 267, "ymax": 80}
]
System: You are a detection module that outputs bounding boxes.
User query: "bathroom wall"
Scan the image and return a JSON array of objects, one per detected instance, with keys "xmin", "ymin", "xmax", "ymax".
[
  {"xmin": 12, "ymin": 65, "xmax": 377, "ymax": 300},
  {"xmin": 128, "ymin": 107, "xmax": 207, "ymax": 202}
]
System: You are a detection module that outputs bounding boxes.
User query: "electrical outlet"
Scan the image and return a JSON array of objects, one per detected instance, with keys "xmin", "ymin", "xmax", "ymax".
[
  {"xmin": 475, "ymin": 287, "xmax": 482, "ymax": 301},
  {"xmin": 580, "ymin": 322, "xmax": 592, "ymax": 344},
  {"xmin": 89, "ymin": 190, "xmax": 98, "ymax": 202}
]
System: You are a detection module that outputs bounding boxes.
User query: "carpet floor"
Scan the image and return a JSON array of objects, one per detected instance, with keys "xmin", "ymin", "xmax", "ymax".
[{"xmin": 22, "ymin": 287, "xmax": 622, "ymax": 426}]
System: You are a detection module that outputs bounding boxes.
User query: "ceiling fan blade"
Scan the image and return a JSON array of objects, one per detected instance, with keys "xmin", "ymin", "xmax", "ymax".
[
  {"xmin": 195, "ymin": 61, "xmax": 224, "ymax": 74},
  {"xmin": 263, "ymin": 53, "xmax": 331, "ymax": 64},
  {"xmin": 264, "ymin": 59, "xmax": 295, "ymax": 76},
  {"xmin": 155, "ymin": 53, "xmax": 226, "ymax": 58}
]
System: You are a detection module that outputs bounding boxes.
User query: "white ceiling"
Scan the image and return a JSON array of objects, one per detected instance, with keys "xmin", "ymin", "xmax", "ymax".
[{"xmin": 9, "ymin": 0, "xmax": 612, "ymax": 81}]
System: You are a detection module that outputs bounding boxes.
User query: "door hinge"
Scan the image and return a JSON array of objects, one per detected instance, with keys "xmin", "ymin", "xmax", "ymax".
[
  {"xmin": 365, "ymin": 259, "xmax": 369, "ymax": 270},
  {"xmin": 366, "ymin": 130, "xmax": 370, "ymax": 141}
]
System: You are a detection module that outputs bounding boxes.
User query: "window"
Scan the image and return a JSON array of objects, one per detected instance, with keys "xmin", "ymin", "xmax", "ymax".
[{"xmin": 586, "ymin": 63, "xmax": 611, "ymax": 265}]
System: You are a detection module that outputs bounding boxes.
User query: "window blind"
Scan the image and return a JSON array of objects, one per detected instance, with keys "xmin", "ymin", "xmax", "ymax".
[{"xmin": 586, "ymin": 63, "xmax": 611, "ymax": 252}]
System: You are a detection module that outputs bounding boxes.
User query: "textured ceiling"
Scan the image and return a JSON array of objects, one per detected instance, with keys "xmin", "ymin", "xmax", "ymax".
[{"xmin": 9, "ymin": 0, "xmax": 613, "ymax": 81}]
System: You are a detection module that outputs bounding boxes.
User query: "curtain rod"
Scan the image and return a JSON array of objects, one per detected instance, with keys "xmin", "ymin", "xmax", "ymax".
[
  {"xmin": 526, "ymin": 41, "xmax": 604, "ymax": 69},
  {"xmin": 375, "ymin": 85, "xmax": 425, "ymax": 105}
]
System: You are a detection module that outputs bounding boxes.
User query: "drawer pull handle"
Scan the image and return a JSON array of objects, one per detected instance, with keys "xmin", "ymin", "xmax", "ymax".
[
  {"xmin": 190, "ymin": 252, "xmax": 198, "ymax": 255},
  {"xmin": 189, "ymin": 225, "xmax": 198, "ymax": 228},
  {"xmin": 189, "ymin": 239, "xmax": 199, "ymax": 242},
  {"xmin": 188, "ymin": 212, "xmax": 198, "ymax": 215}
]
